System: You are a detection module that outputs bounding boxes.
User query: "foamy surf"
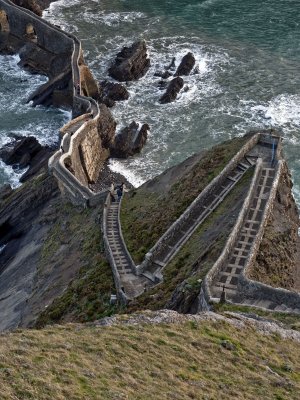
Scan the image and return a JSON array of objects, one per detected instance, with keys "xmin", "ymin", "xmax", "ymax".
[{"xmin": 108, "ymin": 159, "xmax": 146, "ymax": 188}]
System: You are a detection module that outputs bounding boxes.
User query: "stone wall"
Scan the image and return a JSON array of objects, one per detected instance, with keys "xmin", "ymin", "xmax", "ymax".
[
  {"xmin": 102, "ymin": 193, "xmax": 128, "ymax": 303},
  {"xmin": 202, "ymin": 158, "xmax": 264, "ymax": 302},
  {"xmin": 0, "ymin": 0, "xmax": 72, "ymax": 54},
  {"xmin": 138, "ymin": 132, "xmax": 261, "ymax": 274},
  {"xmin": 236, "ymin": 160, "xmax": 300, "ymax": 309}
]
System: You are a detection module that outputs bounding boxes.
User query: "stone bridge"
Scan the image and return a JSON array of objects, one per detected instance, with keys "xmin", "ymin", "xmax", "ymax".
[{"xmin": 0, "ymin": 0, "xmax": 111, "ymax": 206}]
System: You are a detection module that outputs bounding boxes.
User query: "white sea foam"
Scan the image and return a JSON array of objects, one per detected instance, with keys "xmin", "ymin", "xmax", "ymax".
[
  {"xmin": 0, "ymin": 244, "xmax": 7, "ymax": 254},
  {"xmin": 108, "ymin": 159, "xmax": 145, "ymax": 188},
  {"xmin": 82, "ymin": 11, "xmax": 146, "ymax": 26},
  {"xmin": 0, "ymin": 160, "xmax": 28, "ymax": 188}
]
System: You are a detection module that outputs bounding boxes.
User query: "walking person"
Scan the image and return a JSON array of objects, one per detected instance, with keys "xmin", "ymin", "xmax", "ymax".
[{"xmin": 116, "ymin": 186, "xmax": 122, "ymax": 202}]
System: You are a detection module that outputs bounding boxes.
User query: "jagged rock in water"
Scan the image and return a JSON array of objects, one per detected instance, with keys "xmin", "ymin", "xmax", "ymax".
[
  {"xmin": 157, "ymin": 79, "xmax": 168, "ymax": 90},
  {"xmin": 99, "ymin": 80, "xmax": 129, "ymax": 108},
  {"xmin": 159, "ymin": 76, "xmax": 184, "ymax": 104},
  {"xmin": 97, "ymin": 104, "xmax": 117, "ymax": 148},
  {"xmin": 108, "ymin": 40, "xmax": 150, "ymax": 82},
  {"xmin": 175, "ymin": 52, "xmax": 196, "ymax": 76},
  {"xmin": 0, "ymin": 136, "xmax": 53, "ymax": 182},
  {"xmin": 166, "ymin": 57, "xmax": 176, "ymax": 71},
  {"xmin": 111, "ymin": 121, "xmax": 149, "ymax": 158},
  {"xmin": 154, "ymin": 70, "xmax": 173, "ymax": 79}
]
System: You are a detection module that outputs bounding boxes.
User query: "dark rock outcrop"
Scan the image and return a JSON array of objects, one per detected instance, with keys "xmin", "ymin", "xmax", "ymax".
[
  {"xmin": 11, "ymin": 0, "xmax": 56, "ymax": 15},
  {"xmin": 175, "ymin": 52, "xmax": 196, "ymax": 76},
  {"xmin": 111, "ymin": 121, "xmax": 149, "ymax": 158},
  {"xmin": 0, "ymin": 136, "xmax": 53, "ymax": 183},
  {"xmin": 159, "ymin": 76, "xmax": 184, "ymax": 104},
  {"xmin": 108, "ymin": 40, "xmax": 150, "ymax": 82},
  {"xmin": 154, "ymin": 70, "xmax": 173, "ymax": 80},
  {"xmin": 99, "ymin": 80, "xmax": 129, "ymax": 108}
]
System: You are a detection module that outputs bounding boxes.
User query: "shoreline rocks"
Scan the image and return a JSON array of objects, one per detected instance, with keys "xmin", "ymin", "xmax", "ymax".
[
  {"xmin": 0, "ymin": 136, "xmax": 53, "ymax": 182},
  {"xmin": 110, "ymin": 121, "xmax": 149, "ymax": 158},
  {"xmin": 108, "ymin": 40, "xmax": 150, "ymax": 82},
  {"xmin": 159, "ymin": 76, "xmax": 184, "ymax": 104},
  {"xmin": 175, "ymin": 52, "xmax": 196, "ymax": 76},
  {"xmin": 99, "ymin": 80, "xmax": 129, "ymax": 108}
]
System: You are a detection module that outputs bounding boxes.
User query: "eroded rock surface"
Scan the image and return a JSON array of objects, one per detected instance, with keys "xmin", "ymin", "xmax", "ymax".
[
  {"xmin": 110, "ymin": 121, "xmax": 149, "ymax": 158},
  {"xmin": 108, "ymin": 40, "xmax": 150, "ymax": 82},
  {"xmin": 99, "ymin": 80, "xmax": 129, "ymax": 108},
  {"xmin": 159, "ymin": 76, "xmax": 184, "ymax": 104},
  {"xmin": 175, "ymin": 52, "xmax": 196, "ymax": 76},
  {"xmin": 0, "ymin": 136, "xmax": 53, "ymax": 182}
]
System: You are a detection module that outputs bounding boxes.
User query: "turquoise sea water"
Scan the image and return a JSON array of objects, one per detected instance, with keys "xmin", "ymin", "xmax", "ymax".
[{"xmin": 1, "ymin": 0, "xmax": 300, "ymax": 202}]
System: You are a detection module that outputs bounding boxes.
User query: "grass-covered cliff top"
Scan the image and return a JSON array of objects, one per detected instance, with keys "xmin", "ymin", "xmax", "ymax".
[
  {"xmin": 1, "ymin": 311, "xmax": 300, "ymax": 400},
  {"xmin": 121, "ymin": 134, "xmax": 252, "ymax": 263}
]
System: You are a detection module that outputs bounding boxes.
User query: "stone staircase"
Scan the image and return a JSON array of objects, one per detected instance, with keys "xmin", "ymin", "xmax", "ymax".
[
  {"xmin": 211, "ymin": 164, "xmax": 276, "ymax": 299},
  {"xmin": 105, "ymin": 199, "xmax": 151, "ymax": 299},
  {"xmin": 151, "ymin": 156, "xmax": 257, "ymax": 270}
]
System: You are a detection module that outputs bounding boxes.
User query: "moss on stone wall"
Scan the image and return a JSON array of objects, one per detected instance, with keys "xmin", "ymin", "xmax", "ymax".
[{"xmin": 121, "ymin": 135, "xmax": 251, "ymax": 264}]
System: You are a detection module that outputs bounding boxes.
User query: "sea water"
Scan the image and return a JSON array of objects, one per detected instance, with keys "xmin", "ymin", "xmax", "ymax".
[{"xmin": 1, "ymin": 0, "xmax": 300, "ymax": 203}]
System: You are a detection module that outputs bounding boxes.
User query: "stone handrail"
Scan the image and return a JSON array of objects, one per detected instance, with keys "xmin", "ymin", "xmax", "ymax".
[
  {"xmin": 237, "ymin": 160, "xmax": 300, "ymax": 310},
  {"xmin": 202, "ymin": 158, "xmax": 264, "ymax": 302},
  {"xmin": 102, "ymin": 193, "xmax": 128, "ymax": 303},
  {"xmin": 118, "ymin": 196, "xmax": 137, "ymax": 275},
  {"xmin": 137, "ymin": 132, "xmax": 261, "ymax": 274}
]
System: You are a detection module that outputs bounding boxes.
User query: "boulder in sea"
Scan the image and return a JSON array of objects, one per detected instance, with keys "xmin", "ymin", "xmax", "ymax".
[
  {"xmin": 108, "ymin": 40, "xmax": 150, "ymax": 82},
  {"xmin": 0, "ymin": 136, "xmax": 53, "ymax": 182},
  {"xmin": 99, "ymin": 80, "xmax": 129, "ymax": 107},
  {"xmin": 110, "ymin": 121, "xmax": 149, "ymax": 158},
  {"xmin": 159, "ymin": 76, "xmax": 184, "ymax": 104},
  {"xmin": 175, "ymin": 52, "xmax": 196, "ymax": 76},
  {"xmin": 154, "ymin": 70, "xmax": 173, "ymax": 79}
]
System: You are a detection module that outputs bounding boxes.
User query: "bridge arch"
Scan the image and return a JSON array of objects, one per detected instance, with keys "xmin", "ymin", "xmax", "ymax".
[
  {"xmin": 25, "ymin": 23, "xmax": 37, "ymax": 43},
  {"xmin": 0, "ymin": 9, "xmax": 9, "ymax": 32}
]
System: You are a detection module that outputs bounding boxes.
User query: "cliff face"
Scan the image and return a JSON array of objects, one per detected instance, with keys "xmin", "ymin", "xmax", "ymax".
[
  {"xmin": 249, "ymin": 161, "xmax": 300, "ymax": 290},
  {"xmin": 0, "ymin": 172, "xmax": 114, "ymax": 330}
]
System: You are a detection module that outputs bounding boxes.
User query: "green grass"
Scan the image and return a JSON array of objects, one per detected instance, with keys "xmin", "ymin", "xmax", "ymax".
[
  {"xmin": 0, "ymin": 316, "xmax": 299, "ymax": 399},
  {"xmin": 121, "ymin": 135, "xmax": 251, "ymax": 263},
  {"xmin": 129, "ymin": 168, "xmax": 254, "ymax": 311},
  {"xmin": 35, "ymin": 202, "xmax": 117, "ymax": 326}
]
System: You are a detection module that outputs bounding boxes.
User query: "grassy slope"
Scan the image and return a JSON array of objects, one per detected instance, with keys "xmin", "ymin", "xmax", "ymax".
[
  {"xmin": 121, "ymin": 135, "xmax": 251, "ymax": 263},
  {"xmin": 129, "ymin": 168, "xmax": 254, "ymax": 311},
  {"xmin": 0, "ymin": 319, "xmax": 299, "ymax": 399},
  {"xmin": 35, "ymin": 202, "xmax": 117, "ymax": 327}
]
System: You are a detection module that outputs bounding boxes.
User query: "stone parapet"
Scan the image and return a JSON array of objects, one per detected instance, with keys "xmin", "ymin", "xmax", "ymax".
[
  {"xmin": 102, "ymin": 193, "xmax": 128, "ymax": 304},
  {"xmin": 202, "ymin": 158, "xmax": 264, "ymax": 304},
  {"xmin": 139, "ymin": 132, "xmax": 261, "ymax": 274}
]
